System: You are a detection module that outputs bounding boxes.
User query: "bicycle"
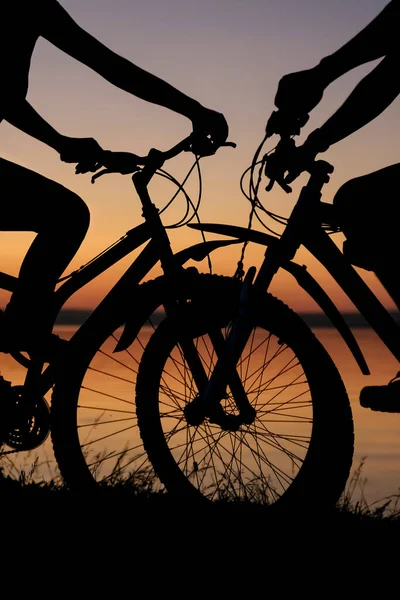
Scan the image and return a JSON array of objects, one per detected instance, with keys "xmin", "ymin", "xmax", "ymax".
[
  {"xmin": 0, "ymin": 134, "xmax": 239, "ymax": 490},
  {"xmin": 134, "ymin": 114, "xmax": 400, "ymax": 511}
]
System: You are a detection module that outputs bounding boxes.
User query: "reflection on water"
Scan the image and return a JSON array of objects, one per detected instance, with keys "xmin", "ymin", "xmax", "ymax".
[
  {"xmin": 0, "ymin": 324, "xmax": 157, "ymax": 490},
  {"xmin": 1, "ymin": 324, "xmax": 400, "ymax": 505},
  {"xmin": 70, "ymin": 324, "xmax": 156, "ymax": 487},
  {"xmin": 145, "ymin": 324, "xmax": 314, "ymax": 503},
  {"xmin": 314, "ymin": 327, "xmax": 400, "ymax": 505}
]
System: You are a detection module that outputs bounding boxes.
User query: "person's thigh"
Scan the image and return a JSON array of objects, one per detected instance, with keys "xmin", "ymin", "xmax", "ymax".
[
  {"xmin": 0, "ymin": 157, "xmax": 83, "ymax": 233},
  {"xmin": 333, "ymin": 163, "xmax": 400, "ymax": 250}
]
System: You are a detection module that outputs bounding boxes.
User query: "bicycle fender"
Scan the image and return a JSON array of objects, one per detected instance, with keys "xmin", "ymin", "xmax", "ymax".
[
  {"xmin": 284, "ymin": 261, "xmax": 370, "ymax": 375},
  {"xmin": 190, "ymin": 223, "xmax": 369, "ymax": 374},
  {"xmin": 113, "ymin": 239, "xmax": 243, "ymax": 353},
  {"xmin": 174, "ymin": 238, "xmax": 242, "ymax": 265},
  {"xmin": 188, "ymin": 223, "xmax": 279, "ymax": 248}
]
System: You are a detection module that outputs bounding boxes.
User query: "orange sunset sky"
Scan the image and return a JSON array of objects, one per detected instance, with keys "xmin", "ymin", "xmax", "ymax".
[{"xmin": 0, "ymin": 0, "xmax": 398, "ymax": 314}]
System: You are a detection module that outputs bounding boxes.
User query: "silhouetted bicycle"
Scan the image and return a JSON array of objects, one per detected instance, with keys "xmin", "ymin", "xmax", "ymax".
[
  {"xmin": 135, "ymin": 114, "xmax": 400, "ymax": 511},
  {"xmin": 0, "ymin": 134, "xmax": 238, "ymax": 490}
]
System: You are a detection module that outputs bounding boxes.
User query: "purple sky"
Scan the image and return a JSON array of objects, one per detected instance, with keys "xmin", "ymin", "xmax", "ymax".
[{"xmin": 0, "ymin": 0, "xmax": 397, "ymax": 311}]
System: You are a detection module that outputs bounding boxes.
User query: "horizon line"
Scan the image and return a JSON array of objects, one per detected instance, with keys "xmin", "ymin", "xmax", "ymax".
[{"xmin": 54, "ymin": 308, "xmax": 400, "ymax": 328}]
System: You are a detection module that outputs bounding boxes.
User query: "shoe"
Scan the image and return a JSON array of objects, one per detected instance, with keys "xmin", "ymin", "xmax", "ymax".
[
  {"xmin": 0, "ymin": 310, "xmax": 67, "ymax": 362},
  {"xmin": 360, "ymin": 373, "xmax": 400, "ymax": 413},
  {"xmin": 25, "ymin": 333, "xmax": 68, "ymax": 362}
]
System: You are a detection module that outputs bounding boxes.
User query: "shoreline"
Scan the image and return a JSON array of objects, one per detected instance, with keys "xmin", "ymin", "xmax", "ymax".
[{"xmin": 54, "ymin": 308, "xmax": 400, "ymax": 328}]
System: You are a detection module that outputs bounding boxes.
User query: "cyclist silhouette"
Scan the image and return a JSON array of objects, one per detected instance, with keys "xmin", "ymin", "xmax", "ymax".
[
  {"xmin": 0, "ymin": 0, "xmax": 228, "ymax": 358},
  {"xmin": 269, "ymin": 0, "xmax": 400, "ymax": 410}
]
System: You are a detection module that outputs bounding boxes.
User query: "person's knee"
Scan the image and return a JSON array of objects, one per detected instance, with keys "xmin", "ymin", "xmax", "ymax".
[
  {"xmin": 333, "ymin": 178, "xmax": 366, "ymax": 234},
  {"xmin": 333, "ymin": 179, "xmax": 359, "ymax": 211},
  {"xmin": 59, "ymin": 192, "xmax": 90, "ymax": 239},
  {"xmin": 71, "ymin": 194, "xmax": 90, "ymax": 233}
]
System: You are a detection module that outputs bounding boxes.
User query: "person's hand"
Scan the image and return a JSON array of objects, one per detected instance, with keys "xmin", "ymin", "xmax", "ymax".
[
  {"xmin": 266, "ymin": 66, "xmax": 325, "ymax": 139},
  {"xmin": 281, "ymin": 141, "xmax": 319, "ymax": 186},
  {"xmin": 190, "ymin": 108, "xmax": 229, "ymax": 156},
  {"xmin": 265, "ymin": 109, "xmax": 309, "ymax": 138},
  {"xmin": 284, "ymin": 129, "xmax": 329, "ymax": 185},
  {"xmin": 274, "ymin": 66, "xmax": 326, "ymax": 123},
  {"xmin": 89, "ymin": 151, "xmax": 144, "ymax": 183},
  {"xmin": 264, "ymin": 130, "xmax": 325, "ymax": 191},
  {"xmin": 264, "ymin": 137, "xmax": 297, "ymax": 192},
  {"xmin": 58, "ymin": 136, "xmax": 104, "ymax": 172}
]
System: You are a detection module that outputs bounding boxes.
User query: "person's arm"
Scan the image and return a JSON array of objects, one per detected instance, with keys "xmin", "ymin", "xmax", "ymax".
[
  {"xmin": 274, "ymin": 1, "xmax": 400, "ymax": 118},
  {"xmin": 4, "ymin": 98, "xmax": 66, "ymax": 152},
  {"xmin": 3, "ymin": 98, "xmax": 104, "ymax": 163},
  {"xmin": 311, "ymin": 53, "xmax": 400, "ymax": 151},
  {"xmin": 39, "ymin": 0, "xmax": 228, "ymax": 149},
  {"xmin": 282, "ymin": 52, "xmax": 400, "ymax": 184},
  {"xmin": 316, "ymin": 0, "xmax": 400, "ymax": 87}
]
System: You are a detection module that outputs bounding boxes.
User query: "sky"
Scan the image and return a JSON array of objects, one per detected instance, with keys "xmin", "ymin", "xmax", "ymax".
[{"xmin": 0, "ymin": 0, "xmax": 398, "ymax": 313}]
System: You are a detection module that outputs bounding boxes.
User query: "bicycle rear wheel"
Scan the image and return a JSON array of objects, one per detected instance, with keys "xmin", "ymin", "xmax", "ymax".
[
  {"xmin": 136, "ymin": 282, "xmax": 354, "ymax": 511},
  {"xmin": 50, "ymin": 278, "xmax": 169, "ymax": 492}
]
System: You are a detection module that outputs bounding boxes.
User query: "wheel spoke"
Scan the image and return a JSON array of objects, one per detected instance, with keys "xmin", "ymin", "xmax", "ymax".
[
  {"xmin": 52, "ymin": 312, "xmax": 164, "ymax": 491},
  {"xmin": 132, "ymin": 278, "xmax": 353, "ymax": 509},
  {"xmin": 151, "ymin": 314, "xmax": 316, "ymax": 502}
]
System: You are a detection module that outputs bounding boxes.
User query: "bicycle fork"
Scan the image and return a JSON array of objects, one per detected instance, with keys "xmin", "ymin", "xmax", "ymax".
[{"xmin": 181, "ymin": 265, "xmax": 265, "ymax": 431}]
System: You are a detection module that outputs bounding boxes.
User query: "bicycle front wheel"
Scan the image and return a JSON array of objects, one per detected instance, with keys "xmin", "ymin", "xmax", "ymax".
[{"xmin": 136, "ymin": 283, "xmax": 354, "ymax": 510}]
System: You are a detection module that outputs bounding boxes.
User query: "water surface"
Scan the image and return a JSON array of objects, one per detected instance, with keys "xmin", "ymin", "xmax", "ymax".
[{"xmin": 1, "ymin": 324, "xmax": 399, "ymax": 507}]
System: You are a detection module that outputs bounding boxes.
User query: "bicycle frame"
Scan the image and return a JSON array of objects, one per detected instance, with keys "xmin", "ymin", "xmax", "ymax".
[
  {"xmin": 0, "ymin": 141, "xmax": 240, "ymax": 398},
  {"xmin": 189, "ymin": 158, "xmax": 400, "ymax": 406}
]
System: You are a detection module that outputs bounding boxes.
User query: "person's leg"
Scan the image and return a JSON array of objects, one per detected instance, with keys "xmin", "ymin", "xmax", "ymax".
[
  {"xmin": 0, "ymin": 157, "xmax": 90, "ymax": 345},
  {"xmin": 333, "ymin": 162, "xmax": 400, "ymax": 308},
  {"xmin": 333, "ymin": 163, "xmax": 400, "ymax": 411}
]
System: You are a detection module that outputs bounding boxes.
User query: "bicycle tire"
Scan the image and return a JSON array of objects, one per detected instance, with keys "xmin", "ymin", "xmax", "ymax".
[
  {"xmin": 50, "ymin": 276, "xmax": 173, "ymax": 491},
  {"xmin": 136, "ymin": 278, "xmax": 354, "ymax": 511},
  {"xmin": 50, "ymin": 272, "xmax": 234, "ymax": 491}
]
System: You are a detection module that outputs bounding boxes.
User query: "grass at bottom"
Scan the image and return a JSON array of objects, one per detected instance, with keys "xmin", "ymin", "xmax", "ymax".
[{"xmin": 1, "ymin": 456, "xmax": 400, "ymax": 540}]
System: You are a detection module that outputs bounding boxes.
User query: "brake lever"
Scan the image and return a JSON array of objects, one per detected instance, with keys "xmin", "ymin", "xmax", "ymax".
[
  {"xmin": 186, "ymin": 138, "xmax": 237, "ymax": 156},
  {"xmin": 265, "ymin": 178, "xmax": 292, "ymax": 194},
  {"xmin": 91, "ymin": 169, "xmax": 113, "ymax": 183},
  {"xmin": 88, "ymin": 151, "xmax": 145, "ymax": 183},
  {"xmin": 91, "ymin": 164, "xmax": 142, "ymax": 184}
]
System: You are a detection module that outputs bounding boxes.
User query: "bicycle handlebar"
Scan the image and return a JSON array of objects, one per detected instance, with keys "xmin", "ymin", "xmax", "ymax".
[
  {"xmin": 263, "ymin": 135, "xmax": 333, "ymax": 194},
  {"xmin": 90, "ymin": 135, "xmax": 236, "ymax": 183},
  {"xmin": 160, "ymin": 135, "xmax": 236, "ymax": 163}
]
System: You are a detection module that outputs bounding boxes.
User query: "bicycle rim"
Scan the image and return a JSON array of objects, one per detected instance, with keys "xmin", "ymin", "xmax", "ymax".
[{"xmin": 137, "ymin": 288, "xmax": 354, "ymax": 509}]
